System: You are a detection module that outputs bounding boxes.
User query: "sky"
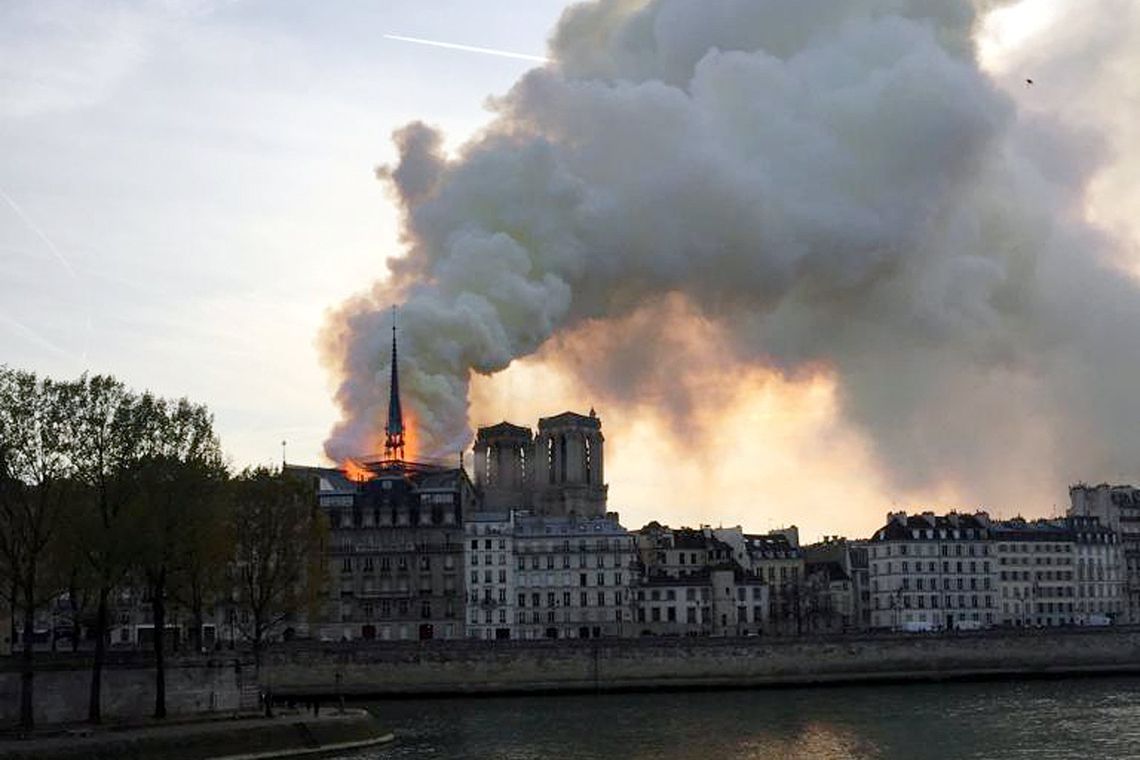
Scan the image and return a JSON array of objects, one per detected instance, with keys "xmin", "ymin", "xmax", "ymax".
[{"xmin": 3, "ymin": 0, "xmax": 1137, "ymax": 541}]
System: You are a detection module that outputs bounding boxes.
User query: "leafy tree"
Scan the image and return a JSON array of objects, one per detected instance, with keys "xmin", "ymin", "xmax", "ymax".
[
  {"xmin": 229, "ymin": 467, "xmax": 327, "ymax": 669},
  {"xmin": 48, "ymin": 513, "xmax": 98, "ymax": 654},
  {"xmin": 170, "ymin": 485, "xmax": 233, "ymax": 654},
  {"xmin": 131, "ymin": 397, "xmax": 226, "ymax": 718},
  {"xmin": 0, "ymin": 367, "xmax": 76, "ymax": 732},
  {"xmin": 66, "ymin": 376, "xmax": 154, "ymax": 724}
]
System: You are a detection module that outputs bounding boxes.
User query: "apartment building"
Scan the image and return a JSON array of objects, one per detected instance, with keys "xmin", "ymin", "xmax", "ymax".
[{"xmin": 868, "ymin": 512, "xmax": 998, "ymax": 631}]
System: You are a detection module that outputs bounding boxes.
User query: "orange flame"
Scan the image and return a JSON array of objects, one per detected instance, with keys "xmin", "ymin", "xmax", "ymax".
[
  {"xmin": 342, "ymin": 458, "xmax": 375, "ymax": 482},
  {"xmin": 338, "ymin": 409, "xmax": 421, "ymax": 480},
  {"xmin": 402, "ymin": 409, "xmax": 419, "ymax": 461}
]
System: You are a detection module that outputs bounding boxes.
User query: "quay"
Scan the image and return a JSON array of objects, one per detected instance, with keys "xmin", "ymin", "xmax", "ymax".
[
  {"xmin": 0, "ymin": 708, "xmax": 392, "ymax": 760},
  {"xmin": 261, "ymin": 626, "xmax": 1140, "ymax": 699}
]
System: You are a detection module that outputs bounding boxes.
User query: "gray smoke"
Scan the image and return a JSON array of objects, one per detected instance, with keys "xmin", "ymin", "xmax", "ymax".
[{"xmin": 322, "ymin": 0, "xmax": 1140, "ymax": 505}]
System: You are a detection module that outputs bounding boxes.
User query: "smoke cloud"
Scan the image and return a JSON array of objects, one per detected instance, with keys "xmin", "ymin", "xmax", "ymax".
[{"xmin": 322, "ymin": 0, "xmax": 1139, "ymax": 505}]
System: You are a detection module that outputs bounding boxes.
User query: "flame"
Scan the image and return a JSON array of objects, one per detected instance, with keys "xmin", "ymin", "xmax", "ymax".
[
  {"xmin": 402, "ymin": 409, "xmax": 419, "ymax": 461},
  {"xmin": 338, "ymin": 408, "xmax": 421, "ymax": 480},
  {"xmin": 342, "ymin": 457, "xmax": 375, "ymax": 482}
]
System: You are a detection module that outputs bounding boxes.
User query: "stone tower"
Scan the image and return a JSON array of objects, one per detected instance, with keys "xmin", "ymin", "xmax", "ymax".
[
  {"xmin": 473, "ymin": 422, "xmax": 535, "ymax": 510},
  {"xmin": 534, "ymin": 410, "xmax": 607, "ymax": 518}
]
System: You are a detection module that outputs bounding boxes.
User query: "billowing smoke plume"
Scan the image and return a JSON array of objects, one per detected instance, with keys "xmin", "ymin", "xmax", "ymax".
[{"xmin": 322, "ymin": 0, "xmax": 1140, "ymax": 501}]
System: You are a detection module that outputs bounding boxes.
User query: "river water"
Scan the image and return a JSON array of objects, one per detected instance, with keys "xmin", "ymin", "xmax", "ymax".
[{"xmin": 334, "ymin": 677, "xmax": 1140, "ymax": 759}]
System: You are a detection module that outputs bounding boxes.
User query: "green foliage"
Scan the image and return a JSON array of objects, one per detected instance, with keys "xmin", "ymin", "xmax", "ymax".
[
  {"xmin": 228, "ymin": 466, "xmax": 327, "ymax": 660},
  {"xmin": 0, "ymin": 366, "xmax": 247, "ymax": 723},
  {"xmin": 0, "ymin": 366, "xmax": 83, "ymax": 729}
]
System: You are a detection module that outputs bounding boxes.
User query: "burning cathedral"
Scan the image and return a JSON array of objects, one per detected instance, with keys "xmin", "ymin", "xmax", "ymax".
[{"xmin": 294, "ymin": 319, "xmax": 626, "ymax": 642}]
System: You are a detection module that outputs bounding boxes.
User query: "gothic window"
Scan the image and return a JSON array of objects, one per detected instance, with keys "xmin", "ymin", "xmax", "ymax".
[
  {"xmin": 547, "ymin": 438, "xmax": 555, "ymax": 485},
  {"xmin": 584, "ymin": 437, "xmax": 592, "ymax": 484},
  {"xmin": 559, "ymin": 435, "xmax": 568, "ymax": 483}
]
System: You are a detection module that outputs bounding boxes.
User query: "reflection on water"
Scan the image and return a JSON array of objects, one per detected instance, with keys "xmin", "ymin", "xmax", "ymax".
[{"xmin": 332, "ymin": 677, "xmax": 1140, "ymax": 760}]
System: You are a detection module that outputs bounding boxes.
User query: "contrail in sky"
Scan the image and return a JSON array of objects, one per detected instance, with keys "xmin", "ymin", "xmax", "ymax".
[
  {"xmin": 0, "ymin": 185, "xmax": 78, "ymax": 279},
  {"xmin": 383, "ymin": 34, "xmax": 550, "ymax": 63},
  {"xmin": 0, "ymin": 183, "xmax": 93, "ymax": 365},
  {"xmin": 0, "ymin": 311, "xmax": 68, "ymax": 357}
]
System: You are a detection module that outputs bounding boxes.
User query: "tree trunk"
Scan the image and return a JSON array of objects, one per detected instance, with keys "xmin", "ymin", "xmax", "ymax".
[
  {"xmin": 153, "ymin": 579, "xmax": 167, "ymax": 719},
  {"xmin": 19, "ymin": 585, "xmax": 35, "ymax": 734},
  {"xmin": 252, "ymin": 620, "xmax": 263, "ymax": 673},
  {"xmin": 69, "ymin": 577, "xmax": 81, "ymax": 653},
  {"xmin": 8, "ymin": 577, "xmax": 16, "ymax": 648},
  {"xmin": 88, "ymin": 586, "xmax": 109, "ymax": 724},
  {"xmin": 189, "ymin": 592, "xmax": 203, "ymax": 653}
]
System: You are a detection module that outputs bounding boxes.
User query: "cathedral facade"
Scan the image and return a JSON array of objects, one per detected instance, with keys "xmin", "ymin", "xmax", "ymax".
[{"xmin": 473, "ymin": 410, "xmax": 608, "ymax": 518}]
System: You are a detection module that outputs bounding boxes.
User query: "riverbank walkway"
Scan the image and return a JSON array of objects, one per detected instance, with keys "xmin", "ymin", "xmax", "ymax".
[{"xmin": 0, "ymin": 708, "xmax": 393, "ymax": 760}]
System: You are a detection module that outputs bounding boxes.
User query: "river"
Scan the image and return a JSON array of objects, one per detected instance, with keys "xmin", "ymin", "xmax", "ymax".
[{"xmin": 330, "ymin": 676, "xmax": 1140, "ymax": 759}]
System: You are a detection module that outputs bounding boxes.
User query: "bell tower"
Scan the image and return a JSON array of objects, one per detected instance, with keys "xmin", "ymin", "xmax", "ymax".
[
  {"xmin": 473, "ymin": 422, "xmax": 534, "ymax": 509},
  {"xmin": 533, "ymin": 409, "xmax": 606, "ymax": 518}
]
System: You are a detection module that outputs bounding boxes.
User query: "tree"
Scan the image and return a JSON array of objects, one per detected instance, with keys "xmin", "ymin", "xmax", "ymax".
[
  {"xmin": 169, "ymin": 484, "xmax": 233, "ymax": 654},
  {"xmin": 66, "ymin": 376, "xmax": 154, "ymax": 724},
  {"xmin": 48, "ymin": 515, "xmax": 97, "ymax": 654},
  {"xmin": 0, "ymin": 367, "xmax": 76, "ymax": 733},
  {"xmin": 132, "ymin": 397, "xmax": 226, "ymax": 718},
  {"xmin": 229, "ymin": 467, "xmax": 326, "ymax": 669}
]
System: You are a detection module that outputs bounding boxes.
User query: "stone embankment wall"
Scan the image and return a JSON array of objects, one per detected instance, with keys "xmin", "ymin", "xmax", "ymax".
[
  {"xmin": 6, "ymin": 628, "xmax": 1140, "ymax": 724},
  {"xmin": 262, "ymin": 628, "xmax": 1140, "ymax": 697},
  {"xmin": 0, "ymin": 653, "xmax": 252, "ymax": 725}
]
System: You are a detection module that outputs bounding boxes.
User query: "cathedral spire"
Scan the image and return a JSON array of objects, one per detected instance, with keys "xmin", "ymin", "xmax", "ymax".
[{"xmin": 384, "ymin": 306, "xmax": 405, "ymax": 460}]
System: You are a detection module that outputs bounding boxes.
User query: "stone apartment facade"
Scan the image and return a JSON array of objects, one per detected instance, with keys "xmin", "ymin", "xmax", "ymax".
[
  {"xmin": 464, "ymin": 510, "xmax": 637, "ymax": 640},
  {"xmin": 512, "ymin": 514, "xmax": 637, "ymax": 640},
  {"xmin": 868, "ymin": 512, "xmax": 999, "ymax": 631},
  {"xmin": 869, "ymin": 510, "xmax": 1124, "ymax": 631},
  {"xmin": 307, "ymin": 461, "xmax": 474, "ymax": 642},
  {"xmin": 1069, "ymin": 483, "xmax": 1140, "ymax": 623},
  {"xmin": 464, "ymin": 511, "xmax": 516, "ymax": 640},
  {"xmin": 802, "ymin": 537, "xmax": 870, "ymax": 632},
  {"xmin": 635, "ymin": 525, "xmax": 767, "ymax": 636},
  {"xmin": 1070, "ymin": 515, "xmax": 1124, "ymax": 623},
  {"xmin": 714, "ymin": 527, "xmax": 804, "ymax": 633},
  {"xmin": 993, "ymin": 516, "xmax": 1122, "ymax": 626}
]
